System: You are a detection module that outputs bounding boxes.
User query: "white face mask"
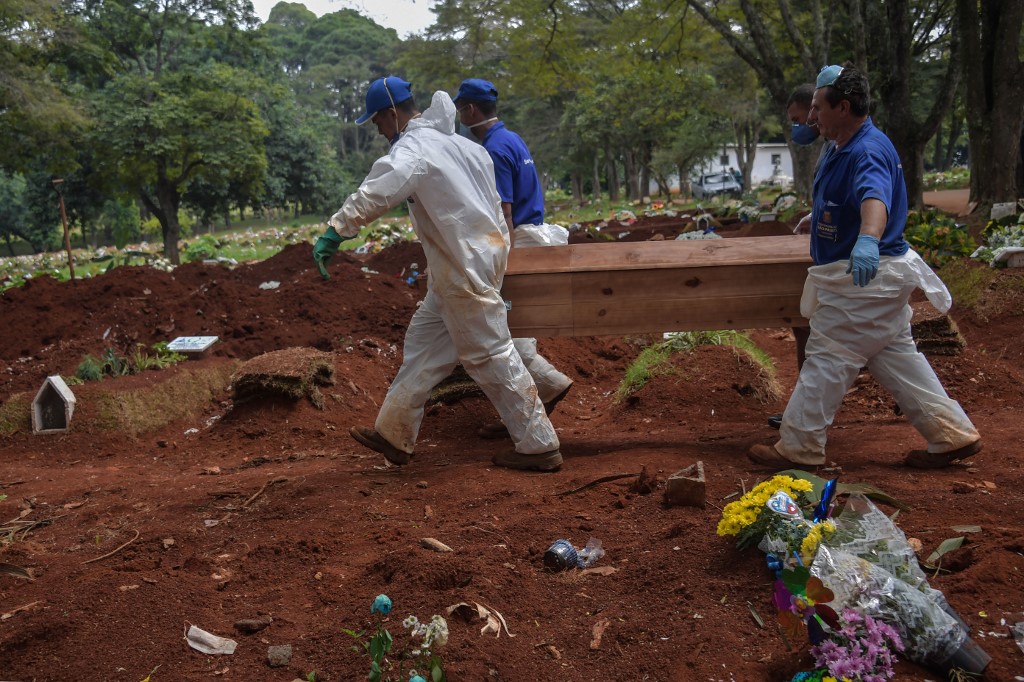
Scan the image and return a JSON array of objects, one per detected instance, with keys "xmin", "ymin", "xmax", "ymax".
[
  {"xmin": 457, "ymin": 123, "xmax": 476, "ymax": 141},
  {"xmin": 467, "ymin": 117, "xmax": 498, "ymax": 129}
]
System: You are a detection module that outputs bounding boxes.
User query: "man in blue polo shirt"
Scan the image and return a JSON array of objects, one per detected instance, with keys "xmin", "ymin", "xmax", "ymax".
[
  {"xmin": 748, "ymin": 63, "xmax": 981, "ymax": 470},
  {"xmin": 454, "ymin": 78, "xmax": 573, "ymax": 439}
]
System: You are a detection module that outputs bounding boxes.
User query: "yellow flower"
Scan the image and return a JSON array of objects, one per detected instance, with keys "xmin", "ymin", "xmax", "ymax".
[
  {"xmin": 717, "ymin": 475, "xmax": 815, "ymax": 537},
  {"xmin": 799, "ymin": 520, "xmax": 836, "ymax": 564}
]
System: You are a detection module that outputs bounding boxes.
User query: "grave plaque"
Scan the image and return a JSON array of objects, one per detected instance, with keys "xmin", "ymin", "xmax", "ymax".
[{"xmin": 167, "ymin": 336, "xmax": 219, "ymax": 355}]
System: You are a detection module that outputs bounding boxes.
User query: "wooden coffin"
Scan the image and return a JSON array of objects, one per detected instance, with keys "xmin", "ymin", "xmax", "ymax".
[{"xmin": 502, "ymin": 235, "xmax": 812, "ymax": 337}]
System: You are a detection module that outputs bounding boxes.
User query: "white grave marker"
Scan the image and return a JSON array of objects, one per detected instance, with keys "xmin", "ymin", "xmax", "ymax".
[{"xmin": 167, "ymin": 336, "xmax": 219, "ymax": 354}]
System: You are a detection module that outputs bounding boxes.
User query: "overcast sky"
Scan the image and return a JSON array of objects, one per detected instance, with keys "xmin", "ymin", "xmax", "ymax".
[{"xmin": 250, "ymin": 0, "xmax": 439, "ymax": 37}]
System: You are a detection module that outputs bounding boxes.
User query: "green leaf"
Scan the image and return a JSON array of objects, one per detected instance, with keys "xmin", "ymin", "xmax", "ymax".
[
  {"xmin": 926, "ymin": 536, "xmax": 965, "ymax": 566},
  {"xmin": 747, "ymin": 601, "xmax": 764, "ymax": 628},
  {"xmin": 778, "ymin": 469, "xmax": 909, "ymax": 511},
  {"xmin": 369, "ymin": 631, "xmax": 392, "ymax": 660}
]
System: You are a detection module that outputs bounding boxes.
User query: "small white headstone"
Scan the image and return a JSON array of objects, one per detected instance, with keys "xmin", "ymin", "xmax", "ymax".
[
  {"xmin": 32, "ymin": 376, "xmax": 76, "ymax": 434},
  {"xmin": 167, "ymin": 336, "xmax": 219, "ymax": 354},
  {"xmin": 990, "ymin": 203, "xmax": 1016, "ymax": 221}
]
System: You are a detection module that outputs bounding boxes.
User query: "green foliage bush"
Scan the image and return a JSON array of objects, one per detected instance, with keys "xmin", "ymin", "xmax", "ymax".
[
  {"xmin": 923, "ymin": 167, "xmax": 969, "ymax": 190},
  {"xmin": 75, "ymin": 343, "xmax": 187, "ymax": 382},
  {"xmin": 185, "ymin": 234, "xmax": 220, "ymax": 262},
  {"xmin": 903, "ymin": 209, "xmax": 976, "ymax": 267},
  {"xmin": 75, "ymin": 355, "xmax": 104, "ymax": 382}
]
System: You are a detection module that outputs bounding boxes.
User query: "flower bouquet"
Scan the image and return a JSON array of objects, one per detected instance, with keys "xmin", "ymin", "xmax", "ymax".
[
  {"xmin": 809, "ymin": 494, "xmax": 989, "ymax": 676},
  {"xmin": 789, "ymin": 607, "xmax": 904, "ymax": 682},
  {"xmin": 716, "ymin": 475, "xmax": 818, "ymax": 552}
]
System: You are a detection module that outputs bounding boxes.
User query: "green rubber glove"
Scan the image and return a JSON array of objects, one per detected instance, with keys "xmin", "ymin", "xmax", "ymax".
[{"xmin": 313, "ymin": 225, "xmax": 344, "ymax": 280}]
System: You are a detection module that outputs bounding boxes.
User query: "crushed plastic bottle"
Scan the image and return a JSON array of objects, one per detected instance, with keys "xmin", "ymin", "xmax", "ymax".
[{"xmin": 543, "ymin": 537, "xmax": 605, "ymax": 572}]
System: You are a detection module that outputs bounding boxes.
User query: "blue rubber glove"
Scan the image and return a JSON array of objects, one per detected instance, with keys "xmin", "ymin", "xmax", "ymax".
[
  {"xmin": 313, "ymin": 225, "xmax": 346, "ymax": 280},
  {"xmin": 846, "ymin": 234, "xmax": 880, "ymax": 287}
]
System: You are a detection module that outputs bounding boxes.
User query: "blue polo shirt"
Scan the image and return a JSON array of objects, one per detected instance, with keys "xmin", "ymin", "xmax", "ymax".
[
  {"xmin": 481, "ymin": 121, "xmax": 545, "ymax": 227},
  {"xmin": 810, "ymin": 118, "xmax": 909, "ymax": 266}
]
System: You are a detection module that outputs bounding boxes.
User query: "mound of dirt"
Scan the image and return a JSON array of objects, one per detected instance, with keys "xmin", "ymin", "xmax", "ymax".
[{"xmin": 0, "ymin": 243, "xmax": 421, "ymax": 398}]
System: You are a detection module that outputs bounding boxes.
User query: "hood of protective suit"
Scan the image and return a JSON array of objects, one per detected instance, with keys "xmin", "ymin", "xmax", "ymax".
[{"xmin": 406, "ymin": 91, "xmax": 457, "ymax": 137}]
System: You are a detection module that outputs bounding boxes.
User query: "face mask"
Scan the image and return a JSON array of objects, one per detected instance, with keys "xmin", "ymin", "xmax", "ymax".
[
  {"xmin": 457, "ymin": 123, "xmax": 477, "ymax": 141},
  {"xmin": 791, "ymin": 123, "xmax": 819, "ymax": 146},
  {"xmin": 389, "ymin": 132, "xmax": 400, "ymax": 146},
  {"xmin": 468, "ymin": 116, "xmax": 498, "ymax": 129}
]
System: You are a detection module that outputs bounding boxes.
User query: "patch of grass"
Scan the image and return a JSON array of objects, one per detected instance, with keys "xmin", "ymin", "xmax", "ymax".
[
  {"xmin": 0, "ymin": 393, "xmax": 31, "ymax": 435},
  {"xmin": 93, "ymin": 363, "xmax": 236, "ymax": 437},
  {"xmin": 615, "ymin": 330, "xmax": 780, "ymax": 404},
  {"xmin": 937, "ymin": 258, "xmax": 1003, "ymax": 315},
  {"xmin": 428, "ymin": 365, "xmax": 483, "ymax": 405},
  {"xmin": 614, "ymin": 343, "xmax": 674, "ymax": 402}
]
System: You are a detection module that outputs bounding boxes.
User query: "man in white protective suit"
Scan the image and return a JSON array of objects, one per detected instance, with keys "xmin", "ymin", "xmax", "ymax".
[
  {"xmin": 311, "ymin": 75, "xmax": 563, "ymax": 472},
  {"xmin": 747, "ymin": 63, "xmax": 981, "ymax": 470},
  {"xmin": 453, "ymin": 77, "xmax": 574, "ymax": 440}
]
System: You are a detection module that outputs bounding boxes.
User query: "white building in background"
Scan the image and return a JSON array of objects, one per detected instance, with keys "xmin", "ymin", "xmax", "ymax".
[
  {"xmin": 701, "ymin": 143, "xmax": 795, "ymax": 184},
  {"xmin": 650, "ymin": 142, "xmax": 796, "ymax": 193}
]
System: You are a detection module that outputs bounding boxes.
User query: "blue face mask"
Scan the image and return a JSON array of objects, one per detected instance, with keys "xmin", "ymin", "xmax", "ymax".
[{"xmin": 791, "ymin": 123, "xmax": 819, "ymax": 146}]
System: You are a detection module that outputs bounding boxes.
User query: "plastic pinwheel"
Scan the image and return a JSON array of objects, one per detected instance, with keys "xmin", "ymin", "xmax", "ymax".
[{"xmin": 774, "ymin": 566, "xmax": 841, "ymax": 645}]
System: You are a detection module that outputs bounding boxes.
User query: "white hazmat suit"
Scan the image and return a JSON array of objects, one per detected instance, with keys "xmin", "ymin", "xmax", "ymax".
[
  {"xmin": 775, "ymin": 250, "xmax": 979, "ymax": 465},
  {"xmin": 329, "ymin": 91, "xmax": 559, "ymax": 457},
  {"xmin": 508, "ymin": 224, "xmax": 573, "ymax": 408}
]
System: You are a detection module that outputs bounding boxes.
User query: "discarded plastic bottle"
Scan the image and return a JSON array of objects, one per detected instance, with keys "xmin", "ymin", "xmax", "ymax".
[{"xmin": 543, "ymin": 537, "xmax": 605, "ymax": 572}]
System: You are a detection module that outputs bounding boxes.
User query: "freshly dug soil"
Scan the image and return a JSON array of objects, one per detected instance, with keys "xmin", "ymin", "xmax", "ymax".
[{"xmin": 1, "ymin": 208, "xmax": 1022, "ymax": 682}]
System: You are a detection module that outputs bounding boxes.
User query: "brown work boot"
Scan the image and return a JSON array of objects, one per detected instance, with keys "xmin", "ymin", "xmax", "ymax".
[
  {"xmin": 904, "ymin": 440, "xmax": 982, "ymax": 469},
  {"xmin": 350, "ymin": 426, "xmax": 411, "ymax": 465},
  {"xmin": 746, "ymin": 443, "xmax": 796, "ymax": 468},
  {"xmin": 476, "ymin": 384, "xmax": 573, "ymax": 440},
  {"xmin": 492, "ymin": 449, "xmax": 563, "ymax": 472}
]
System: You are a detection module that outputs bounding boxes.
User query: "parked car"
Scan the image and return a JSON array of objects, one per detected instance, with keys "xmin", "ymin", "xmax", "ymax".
[{"xmin": 691, "ymin": 172, "xmax": 742, "ymax": 200}]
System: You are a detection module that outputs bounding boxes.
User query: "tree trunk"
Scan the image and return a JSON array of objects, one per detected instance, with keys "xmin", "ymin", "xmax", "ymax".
[
  {"xmin": 150, "ymin": 176, "xmax": 182, "ymax": 265},
  {"xmin": 622, "ymin": 148, "xmax": 640, "ymax": 200},
  {"xmin": 957, "ymin": 0, "xmax": 1024, "ymax": 215},
  {"xmin": 787, "ymin": 111, "xmax": 821, "ymax": 201},
  {"xmin": 591, "ymin": 154, "xmax": 601, "ymax": 204},
  {"xmin": 943, "ymin": 111, "xmax": 963, "ymax": 171},
  {"xmin": 872, "ymin": 0, "xmax": 960, "ymax": 210},
  {"xmin": 606, "ymin": 148, "xmax": 620, "ymax": 202},
  {"xmin": 932, "ymin": 120, "xmax": 944, "ymax": 171},
  {"xmin": 677, "ymin": 164, "xmax": 690, "ymax": 198},
  {"xmin": 640, "ymin": 143, "xmax": 652, "ymax": 198},
  {"xmin": 733, "ymin": 121, "xmax": 760, "ymax": 191},
  {"xmin": 570, "ymin": 173, "xmax": 583, "ymax": 205}
]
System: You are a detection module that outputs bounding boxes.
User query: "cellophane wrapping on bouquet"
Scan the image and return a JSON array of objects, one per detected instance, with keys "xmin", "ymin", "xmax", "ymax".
[{"xmin": 809, "ymin": 494, "xmax": 966, "ymax": 665}]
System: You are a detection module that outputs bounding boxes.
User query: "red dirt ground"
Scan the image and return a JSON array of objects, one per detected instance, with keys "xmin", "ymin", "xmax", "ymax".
[{"xmin": 1, "ymin": 212, "xmax": 1023, "ymax": 682}]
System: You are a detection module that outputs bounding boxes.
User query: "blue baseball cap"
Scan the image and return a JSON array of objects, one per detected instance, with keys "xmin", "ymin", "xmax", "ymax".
[
  {"xmin": 816, "ymin": 65, "xmax": 844, "ymax": 88},
  {"xmin": 356, "ymin": 76, "xmax": 413, "ymax": 125},
  {"xmin": 454, "ymin": 78, "xmax": 498, "ymax": 104}
]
